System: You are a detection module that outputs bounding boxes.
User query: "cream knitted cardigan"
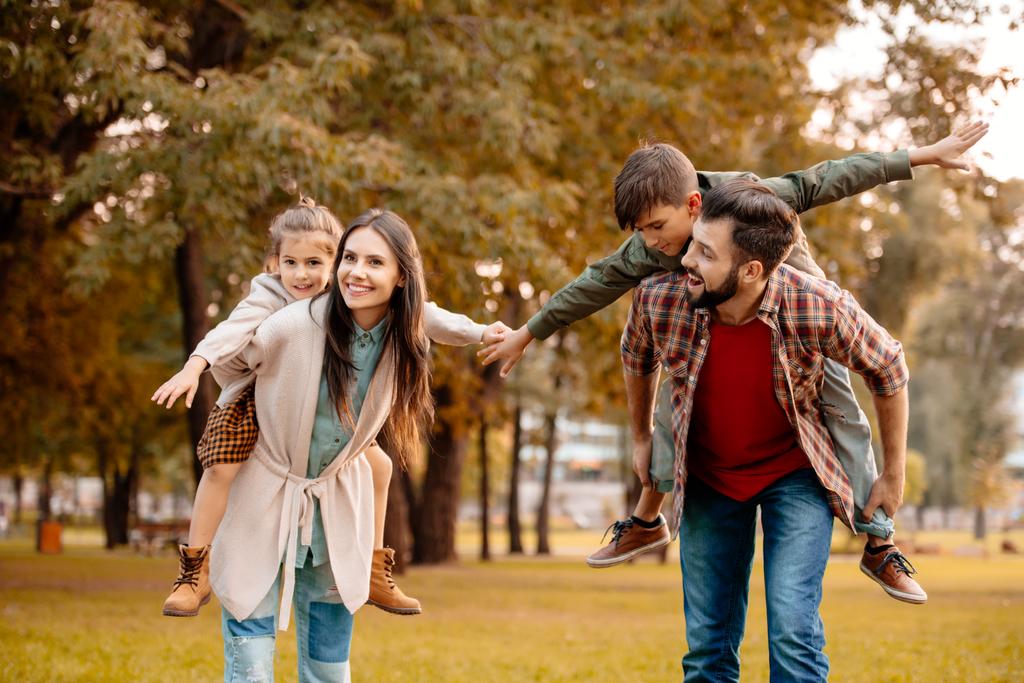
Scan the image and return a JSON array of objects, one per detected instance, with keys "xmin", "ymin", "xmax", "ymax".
[
  {"xmin": 209, "ymin": 295, "xmax": 400, "ymax": 630},
  {"xmin": 195, "ymin": 272, "xmax": 486, "ymax": 407}
]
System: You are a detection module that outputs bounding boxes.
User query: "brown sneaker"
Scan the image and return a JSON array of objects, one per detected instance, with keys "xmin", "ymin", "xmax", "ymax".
[
  {"xmin": 859, "ymin": 545, "xmax": 928, "ymax": 604},
  {"xmin": 367, "ymin": 547, "xmax": 421, "ymax": 615},
  {"xmin": 586, "ymin": 515, "xmax": 670, "ymax": 568},
  {"xmin": 162, "ymin": 545, "xmax": 212, "ymax": 616}
]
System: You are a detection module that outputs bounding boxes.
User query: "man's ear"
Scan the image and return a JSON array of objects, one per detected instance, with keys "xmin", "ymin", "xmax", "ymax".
[
  {"xmin": 687, "ymin": 191, "xmax": 702, "ymax": 217},
  {"xmin": 742, "ymin": 260, "xmax": 765, "ymax": 282}
]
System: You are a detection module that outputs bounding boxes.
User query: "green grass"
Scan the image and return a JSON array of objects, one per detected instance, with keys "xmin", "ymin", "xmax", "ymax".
[{"xmin": 1, "ymin": 536, "xmax": 1022, "ymax": 682}]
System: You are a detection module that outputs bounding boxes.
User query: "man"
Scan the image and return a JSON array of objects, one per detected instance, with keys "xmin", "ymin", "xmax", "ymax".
[
  {"xmin": 621, "ymin": 179, "xmax": 911, "ymax": 681},
  {"xmin": 482, "ymin": 124, "xmax": 986, "ymax": 600}
]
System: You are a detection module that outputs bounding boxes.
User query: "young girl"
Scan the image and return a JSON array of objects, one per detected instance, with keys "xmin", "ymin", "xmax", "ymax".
[
  {"xmin": 210, "ymin": 208, "xmax": 445, "ymax": 679},
  {"xmin": 153, "ymin": 199, "xmax": 505, "ymax": 619}
]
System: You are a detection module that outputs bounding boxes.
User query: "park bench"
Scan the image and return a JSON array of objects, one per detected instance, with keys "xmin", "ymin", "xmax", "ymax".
[{"xmin": 130, "ymin": 520, "xmax": 190, "ymax": 555}]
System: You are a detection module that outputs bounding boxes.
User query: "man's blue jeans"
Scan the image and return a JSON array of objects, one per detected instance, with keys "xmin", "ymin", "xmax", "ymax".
[
  {"xmin": 221, "ymin": 558, "xmax": 354, "ymax": 682},
  {"xmin": 680, "ymin": 469, "xmax": 833, "ymax": 683}
]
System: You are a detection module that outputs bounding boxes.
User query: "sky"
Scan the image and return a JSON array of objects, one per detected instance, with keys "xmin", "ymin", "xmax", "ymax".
[{"xmin": 808, "ymin": 0, "xmax": 1023, "ymax": 181}]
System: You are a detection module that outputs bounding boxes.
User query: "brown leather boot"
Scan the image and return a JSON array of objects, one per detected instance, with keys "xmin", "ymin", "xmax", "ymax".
[
  {"xmin": 367, "ymin": 547, "xmax": 421, "ymax": 615},
  {"xmin": 162, "ymin": 545, "xmax": 212, "ymax": 617}
]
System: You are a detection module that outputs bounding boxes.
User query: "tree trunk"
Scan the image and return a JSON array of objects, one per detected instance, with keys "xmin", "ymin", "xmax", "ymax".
[
  {"xmin": 536, "ymin": 408, "xmax": 558, "ymax": 555},
  {"xmin": 175, "ymin": 229, "xmax": 217, "ymax": 488},
  {"xmin": 412, "ymin": 393, "xmax": 468, "ymax": 564},
  {"xmin": 479, "ymin": 420, "xmax": 491, "ymax": 561},
  {"xmin": 37, "ymin": 457, "xmax": 54, "ymax": 521},
  {"xmin": 507, "ymin": 400, "xmax": 524, "ymax": 555},
  {"xmin": 973, "ymin": 505, "xmax": 986, "ymax": 541},
  {"xmin": 13, "ymin": 470, "xmax": 23, "ymax": 524}
]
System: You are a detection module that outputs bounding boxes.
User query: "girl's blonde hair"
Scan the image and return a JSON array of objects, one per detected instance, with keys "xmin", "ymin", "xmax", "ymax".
[{"xmin": 266, "ymin": 195, "xmax": 343, "ymax": 259}]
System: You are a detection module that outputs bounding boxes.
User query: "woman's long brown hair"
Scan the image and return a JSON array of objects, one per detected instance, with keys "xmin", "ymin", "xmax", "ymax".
[{"xmin": 315, "ymin": 208, "xmax": 433, "ymax": 469}]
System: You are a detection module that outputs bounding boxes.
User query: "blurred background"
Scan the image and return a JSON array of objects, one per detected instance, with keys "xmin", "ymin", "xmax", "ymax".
[{"xmin": 1, "ymin": 1, "xmax": 1022, "ymax": 681}]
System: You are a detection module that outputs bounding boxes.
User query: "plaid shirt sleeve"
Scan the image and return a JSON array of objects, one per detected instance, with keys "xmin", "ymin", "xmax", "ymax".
[
  {"xmin": 620, "ymin": 287, "xmax": 659, "ymax": 376},
  {"xmin": 825, "ymin": 289, "xmax": 909, "ymax": 396}
]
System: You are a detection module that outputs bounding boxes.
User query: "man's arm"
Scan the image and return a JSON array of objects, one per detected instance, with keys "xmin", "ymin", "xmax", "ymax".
[
  {"xmin": 863, "ymin": 388, "xmax": 909, "ymax": 521},
  {"xmin": 822, "ymin": 288, "xmax": 912, "ymax": 519},
  {"xmin": 619, "ymin": 288, "xmax": 661, "ymax": 487}
]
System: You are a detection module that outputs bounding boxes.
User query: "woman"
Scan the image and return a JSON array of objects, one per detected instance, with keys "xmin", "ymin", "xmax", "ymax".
[{"xmin": 208, "ymin": 208, "xmax": 435, "ymax": 682}]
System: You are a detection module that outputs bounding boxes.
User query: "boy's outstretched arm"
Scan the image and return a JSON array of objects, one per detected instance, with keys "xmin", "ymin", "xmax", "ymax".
[
  {"xmin": 745, "ymin": 121, "xmax": 988, "ymax": 212},
  {"xmin": 477, "ymin": 233, "xmax": 666, "ymax": 376}
]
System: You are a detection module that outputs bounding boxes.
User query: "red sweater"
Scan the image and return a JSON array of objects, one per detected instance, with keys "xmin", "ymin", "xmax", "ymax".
[{"xmin": 687, "ymin": 317, "xmax": 810, "ymax": 501}]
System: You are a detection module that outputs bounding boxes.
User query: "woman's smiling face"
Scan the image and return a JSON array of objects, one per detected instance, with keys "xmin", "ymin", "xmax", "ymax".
[{"xmin": 335, "ymin": 226, "xmax": 404, "ymax": 328}]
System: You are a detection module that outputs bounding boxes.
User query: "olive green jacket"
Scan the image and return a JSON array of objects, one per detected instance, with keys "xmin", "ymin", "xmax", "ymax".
[{"xmin": 526, "ymin": 150, "xmax": 913, "ymax": 340}]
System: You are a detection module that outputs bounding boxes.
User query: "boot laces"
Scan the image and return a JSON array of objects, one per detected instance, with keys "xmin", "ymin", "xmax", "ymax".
[
  {"xmin": 173, "ymin": 552, "xmax": 205, "ymax": 591},
  {"xmin": 381, "ymin": 552, "xmax": 397, "ymax": 589},
  {"xmin": 600, "ymin": 519, "xmax": 634, "ymax": 548}
]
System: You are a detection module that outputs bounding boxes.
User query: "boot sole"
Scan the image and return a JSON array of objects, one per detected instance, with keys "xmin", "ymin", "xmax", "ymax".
[
  {"xmin": 366, "ymin": 599, "xmax": 422, "ymax": 615},
  {"xmin": 859, "ymin": 562, "xmax": 928, "ymax": 604},
  {"xmin": 586, "ymin": 534, "xmax": 671, "ymax": 568},
  {"xmin": 162, "ymin": 592, "xmax": 212, "ymax": 617}
]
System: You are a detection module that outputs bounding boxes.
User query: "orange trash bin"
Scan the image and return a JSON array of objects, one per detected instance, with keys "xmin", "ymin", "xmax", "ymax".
[{"xmin": 37, "ymin": 520, "xmax": 63, "ymax": 554}]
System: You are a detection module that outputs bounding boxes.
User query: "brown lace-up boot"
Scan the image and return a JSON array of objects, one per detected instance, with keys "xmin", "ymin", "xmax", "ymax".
[
  {"xmin": 162, "ymin": 545, "xmax": 212, "ymax": 617},
  {"xmin": 367, "ymin": 547, "xmax": 421, "ymax": 615}
]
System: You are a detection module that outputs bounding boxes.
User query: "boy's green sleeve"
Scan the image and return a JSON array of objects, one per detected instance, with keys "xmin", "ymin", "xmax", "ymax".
[
  {"xmin": 699, "ymin": 150, "xmax": 913, "ymax": 213},
  {"xmin": 526, "ymin": 232, "xmax": 665, "ymax": 341},
  {"xmin": 527, "ymin": 149, "xmax": 914, "ymax": 341}
]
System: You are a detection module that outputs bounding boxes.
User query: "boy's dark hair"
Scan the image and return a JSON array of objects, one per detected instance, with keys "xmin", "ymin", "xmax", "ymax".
[
  {"xmin": 700, "ymin": 179, "xmax": 797, "ymax": 273},
  {"xmin": 614, "ymin": 141, "xmax": 699, "ymax": 231}
]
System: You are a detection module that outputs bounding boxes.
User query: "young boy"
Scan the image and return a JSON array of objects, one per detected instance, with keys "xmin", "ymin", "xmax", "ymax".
[{"xmin": 481, "ymin": 122, "xmax": 988, "ymax": 603}]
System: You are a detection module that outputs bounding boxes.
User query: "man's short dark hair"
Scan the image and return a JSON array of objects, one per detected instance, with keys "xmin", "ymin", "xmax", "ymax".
[
  {"xmin": 614, "ymin": 141, "xmax": 699, "ymax": 231},
  {"xmin": 700, "ymin": 179, "xmax": 797, "ymax": 273}
]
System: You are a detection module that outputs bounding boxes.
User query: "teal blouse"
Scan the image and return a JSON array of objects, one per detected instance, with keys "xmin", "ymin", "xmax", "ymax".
[{"xmin": 295, "ymin": 316, "xmax": 388, "ymax": 568}]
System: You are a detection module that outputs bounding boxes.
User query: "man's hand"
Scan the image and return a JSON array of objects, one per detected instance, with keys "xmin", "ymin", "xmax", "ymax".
[
  {"xmin": 480, "ymin": 320, "xmax": 512, "ymax": 346},
  {"xmin": 909, "ymin": 121, "xmax": 989, "ymax": 170},
  {"xmin": 477, "ymin": 324, "xmax": 535, "ymax": 377},
  {"xmin": 632, "ymin": 434, "xmax": 654, "ymax": 489},
  {"xmin": 152, "ymin": 356, "xmax": 208, "ymax": 409},
  {"xmin": 861, "ymin": 472, "xmax": 905, "ymax": 522}
]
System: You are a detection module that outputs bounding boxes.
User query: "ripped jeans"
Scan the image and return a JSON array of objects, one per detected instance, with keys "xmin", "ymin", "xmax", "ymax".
[{"xmin": 221, "ymin": 558, "xmax": 353, "ymax": 683}]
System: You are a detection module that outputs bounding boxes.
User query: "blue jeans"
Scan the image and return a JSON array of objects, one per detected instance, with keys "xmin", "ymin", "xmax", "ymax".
[
  {"xmin": 653, "ymin": 359, "xmax": 894, "ymax": 539},
  {"xmin": 680, "ymin": 469, "xmax": 833, "ymax": 683},
  {"xmin": 221, "ymin": 558, "xmax": 354, "ymax": 682}
]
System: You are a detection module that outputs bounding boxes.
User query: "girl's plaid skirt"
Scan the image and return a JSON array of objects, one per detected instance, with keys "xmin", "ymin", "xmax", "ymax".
[{"xmin": 197, "ymin": 384, "xmax": 259, "ymax": 469}]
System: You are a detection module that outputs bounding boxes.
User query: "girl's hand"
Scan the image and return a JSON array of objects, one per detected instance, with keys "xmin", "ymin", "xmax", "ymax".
[
  {"xmin": 481, "ymin": 321, "xmax": 512, "ymax": 346},
  {"xmin": 152, "ymin": 356, "xmax": 208, "ymax": 409}
]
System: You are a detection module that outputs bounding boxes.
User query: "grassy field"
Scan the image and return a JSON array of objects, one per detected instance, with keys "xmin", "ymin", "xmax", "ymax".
[{"xmin": 1, "ymin": 532, "xmax": 1022, "ymax": 682}]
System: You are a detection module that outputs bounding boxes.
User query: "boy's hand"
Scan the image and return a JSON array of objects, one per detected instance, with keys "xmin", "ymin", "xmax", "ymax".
[
  {"xmin": 477, "ymin": 324, "xmax": 535, "ymax": 378},
  {"xmin": 152, "ymin": 356, "xmax": 208, "ymax": 409},
  {"xmin": 480, "ymin": 321, "xmax": 512, "ymax": 346},
  {"xmin": 909, "ymin": 121, "xmax": 989, "ymax": 171},
  {"xmin": 632, "ymin": 434, "xmax": 654, "ymax": 489},
  {"xmin": 861, "ymin": 471, "xmax": 905, "ymax": 522}
]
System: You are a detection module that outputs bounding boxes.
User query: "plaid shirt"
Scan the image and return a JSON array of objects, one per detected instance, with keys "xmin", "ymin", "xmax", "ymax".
[{"xmin": 621, "ymin": 264, "xmax": 909, "ymax": 536}]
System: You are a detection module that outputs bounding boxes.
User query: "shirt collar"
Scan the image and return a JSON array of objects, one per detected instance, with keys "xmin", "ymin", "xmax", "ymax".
[
  {"xmin": 354, "ymin": 315, "xmax": 389, "ymax": 344},
  {"xmin": 758, "ymin": 268, "xmax": 786, "ymax": 318}
]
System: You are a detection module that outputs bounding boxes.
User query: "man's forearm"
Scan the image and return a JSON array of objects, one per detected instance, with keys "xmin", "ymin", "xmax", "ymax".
[
  {"xmin": 624, "ymin": 369, "xmax": 660, "ymax": 441},
  {"xmin": 872, "ymin": 386, "xmax": 909, "ymax": 478}
]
